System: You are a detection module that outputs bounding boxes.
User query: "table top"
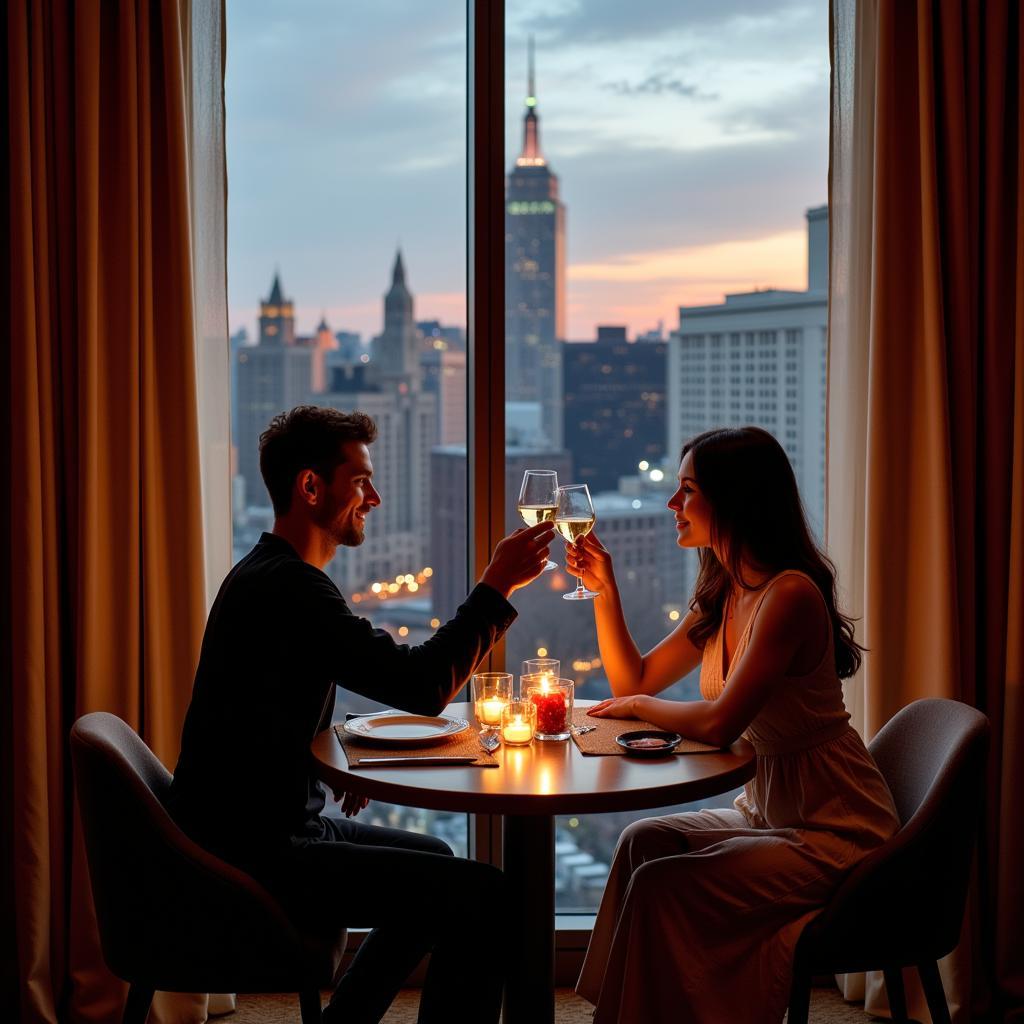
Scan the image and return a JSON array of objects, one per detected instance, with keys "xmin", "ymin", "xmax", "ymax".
[{"xmin": 310, "ymin": 702, "xmax": 756, "ymax": 816}]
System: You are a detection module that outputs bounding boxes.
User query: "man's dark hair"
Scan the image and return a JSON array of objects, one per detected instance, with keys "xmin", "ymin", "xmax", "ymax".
[{"xmin": 258, "ymin": 406, "xmax": 377, "ymax": 516}]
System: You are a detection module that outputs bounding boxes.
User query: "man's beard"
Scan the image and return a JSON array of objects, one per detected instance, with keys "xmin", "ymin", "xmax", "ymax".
[
  {"xmin": 317, "ymin": 500, "xmax": 365, "ymax": 547},
  {"xmin": 332, "ymin": 516, "xmax": 365, "ymax": 547}
]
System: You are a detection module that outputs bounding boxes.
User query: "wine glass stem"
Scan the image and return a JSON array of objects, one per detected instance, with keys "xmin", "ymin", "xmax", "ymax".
[{"xmin": 575, "ymin": 575, "xmax": 585, "ymax": 596}]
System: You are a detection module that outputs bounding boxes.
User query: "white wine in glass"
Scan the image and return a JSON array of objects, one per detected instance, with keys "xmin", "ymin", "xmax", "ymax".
[
  {"xmin": 517, "ymin": 470, "xmax": 559, "ymax": 572},
  {"xmin": 555, "ymin": 484, "xmax": 599, "ymax": 600}
]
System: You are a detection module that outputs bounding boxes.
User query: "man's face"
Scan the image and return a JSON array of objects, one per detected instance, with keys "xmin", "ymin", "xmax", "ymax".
[{"xmin": 314, "ymin": 441, "xmax": 381, "ymax": 547}]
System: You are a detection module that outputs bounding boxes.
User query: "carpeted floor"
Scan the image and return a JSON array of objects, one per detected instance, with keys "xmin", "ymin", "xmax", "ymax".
[{"xmin": 217, "ymin": 986, "xmax": 890, "ymax": 1022}]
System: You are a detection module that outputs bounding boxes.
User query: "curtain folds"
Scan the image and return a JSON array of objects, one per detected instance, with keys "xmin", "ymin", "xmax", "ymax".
[
  {"xmin": 6, "ymin": 1, "xmax": 228, "ymax": 1021},
  {"xmin": 827, "ymin": 1, "xmax": 1024, "ymax": 1021}
]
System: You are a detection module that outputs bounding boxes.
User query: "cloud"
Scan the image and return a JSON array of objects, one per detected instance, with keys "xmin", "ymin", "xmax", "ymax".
[
  {"xmin": 603, "ymin": 73, "xmax": 717, "ymax": 102},
  {"xmin": 225, "ymin": 0, "xmax": 828, "ymax": 340},
  {"xmin": 522, "ymin": 0, "xmax": 775, "ymax": 45}
]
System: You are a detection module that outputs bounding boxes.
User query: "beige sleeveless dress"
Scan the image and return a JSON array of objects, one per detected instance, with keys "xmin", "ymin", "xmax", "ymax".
[{"xmin": 577, "ymin": 570, "xmax": 899, "ymax": 1024}]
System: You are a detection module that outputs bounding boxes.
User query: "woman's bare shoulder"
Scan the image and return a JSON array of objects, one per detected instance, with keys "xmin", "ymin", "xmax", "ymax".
[{"xmin": 759, "ymin": 573, "xmax": 827, "ymax": 627}]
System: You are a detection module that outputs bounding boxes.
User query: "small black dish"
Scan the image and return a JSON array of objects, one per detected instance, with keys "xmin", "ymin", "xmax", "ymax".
[{"xmin": 615, "ymin": 730, "xmax": 683, "ymax": 758}]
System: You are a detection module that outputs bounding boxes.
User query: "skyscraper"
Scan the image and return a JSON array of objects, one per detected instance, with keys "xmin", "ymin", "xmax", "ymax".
[
  {"xmin": 506, "ymin": 39, "xmax": 565, "ymax": 450},
  {"xmin": 370, "ymin": 251, "xmax": 420, "ymax": 385},
  {"xmin": 235, "ymin": 271, "xmax": 312, "ymax": 509},
  {"xmin": 667, "ymin": 205, "xmax": 828, "ymax": 535},
  {"xmin": 258, "ymin": 271, "xmax": 296, "ymax": 346},
  {"xmin": 319, "ymin": 252, "xmax": 436, "ymax": 593},
  {"xmin": 563, "ymin": 336, "xmax": 668, "ymax": 494}
]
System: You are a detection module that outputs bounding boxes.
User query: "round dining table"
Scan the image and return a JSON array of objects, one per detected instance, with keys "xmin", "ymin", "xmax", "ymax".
[{"xmin": 310, "ymin": 701, "xmax": 755, "ymax": 1024}]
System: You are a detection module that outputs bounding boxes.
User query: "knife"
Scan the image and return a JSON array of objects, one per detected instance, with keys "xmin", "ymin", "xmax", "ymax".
[{"xmin": 357, "ymin": 755, "xmax": 478, "ymax": 766}]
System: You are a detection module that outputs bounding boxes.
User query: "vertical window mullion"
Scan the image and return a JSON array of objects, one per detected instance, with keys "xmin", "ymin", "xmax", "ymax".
[{"xmin": 468, "ymin": 0, "xmax": 505, "ymax": 865}]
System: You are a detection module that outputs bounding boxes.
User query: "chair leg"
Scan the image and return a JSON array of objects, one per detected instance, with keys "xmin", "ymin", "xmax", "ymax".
[
  {"xmin": 882, "ymin": 966, "xmax": 909, "ymax": 1022},
  {"xmin": 787, "ymin": 965, "xmax": 812, "ymax": 1024},
  {"xmin": 122, "ymin": 984, "xmax": 154, "ymax": 1024},
  {"xmin": 917, "ymin": 960, "xmax": 952, "ymax": 1024},
  {"xmin": 299, "ymin": 988, "xmax": 323, "ymax": 1024}
]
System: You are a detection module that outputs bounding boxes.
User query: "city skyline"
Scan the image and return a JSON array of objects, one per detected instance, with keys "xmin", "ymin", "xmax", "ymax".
[{"xmin": 225, "ymin": 0, "xmax": 828, "ymax": 341}]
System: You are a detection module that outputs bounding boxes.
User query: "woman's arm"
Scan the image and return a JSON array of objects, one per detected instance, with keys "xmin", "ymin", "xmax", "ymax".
[
  {"xmin": 566, "ymin": 533, "xmax": 703, "ymax": 697},
  {"xmin": 588, "ymin": 575, "xmax": 827, "ymax": 745}
]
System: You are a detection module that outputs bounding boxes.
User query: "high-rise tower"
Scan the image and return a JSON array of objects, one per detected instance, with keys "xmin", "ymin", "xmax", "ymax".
[
  {"xmin": 505, "ymin": 38, "xmax": 565, "ymax": 449},
  {"xmin": 319, "ymin": 251, "xmax": 436, "ymax": 592},
  {"xmin": 370, "ymin": 250, "xmax": 421, "ymax": 388},
  {"xmin": 258, "ymin": 271, "xmax": 296, "ymax": 346},
  {"xmin": 236, "ymin": 270, "xmax": 312, "ymax": 508}
]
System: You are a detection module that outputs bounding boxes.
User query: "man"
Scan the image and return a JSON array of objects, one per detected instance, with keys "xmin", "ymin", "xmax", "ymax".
[{"xmin": 168, "ymin": 406, "xmax": 553, "ymax": 1024}]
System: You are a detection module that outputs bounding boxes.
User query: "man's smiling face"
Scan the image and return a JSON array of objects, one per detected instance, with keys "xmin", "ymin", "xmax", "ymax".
[{"xmin": 315, "ymin": 441, "xmax": 381, "ymax": 547}]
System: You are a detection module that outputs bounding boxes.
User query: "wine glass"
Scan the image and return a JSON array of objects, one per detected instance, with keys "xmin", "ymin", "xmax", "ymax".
[
  {"xmin": 517, "ymin": 470, "xmax": 559, "ymax": 573},
  {"xmin": 555, "ymin": 484, "xmax": 599, "ymax": 601}
]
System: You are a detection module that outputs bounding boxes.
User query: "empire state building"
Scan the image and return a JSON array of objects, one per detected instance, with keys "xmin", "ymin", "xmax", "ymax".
[{"xmin": 506, "ymin": 40, "xmax": 565, "ymax": 449}]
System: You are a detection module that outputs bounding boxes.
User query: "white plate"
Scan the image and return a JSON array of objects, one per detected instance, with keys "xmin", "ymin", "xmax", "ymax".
[{"xmin": 342, "ymin": 711, "xmax": 469, "ymax": 747}]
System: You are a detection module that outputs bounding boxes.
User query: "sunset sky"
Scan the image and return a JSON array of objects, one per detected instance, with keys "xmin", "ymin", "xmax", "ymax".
[{"xmin": 226, "ymin": 0, "xmax": 828, "ymax": 342}]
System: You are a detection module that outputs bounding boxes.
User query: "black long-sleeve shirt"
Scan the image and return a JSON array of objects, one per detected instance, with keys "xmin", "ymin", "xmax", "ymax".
[{"xmin": 168, "ymin": 533, "xmax": 516, "ymax": 866}]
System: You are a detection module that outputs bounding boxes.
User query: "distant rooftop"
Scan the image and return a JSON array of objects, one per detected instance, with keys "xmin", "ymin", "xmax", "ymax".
[{"xmin": 679, "ymin": 287, "xmax": 826, "ymax": 318}]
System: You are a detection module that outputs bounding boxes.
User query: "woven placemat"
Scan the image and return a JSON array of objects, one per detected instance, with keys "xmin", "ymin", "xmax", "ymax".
[
  {"xmin": 570, "ymin": 707, "xmax": 720, "ymax": 756},
  {"xmin": 333, "ymin": 722, "xmax": 499, "ymax": 768}
]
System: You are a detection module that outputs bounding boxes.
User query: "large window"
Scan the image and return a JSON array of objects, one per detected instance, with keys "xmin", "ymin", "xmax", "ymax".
[
  {"xmin": 502, "ymin": 2, "xmax": 829, "ymax": 911},
  {"xmin": 226, "ymin": 0, "xmax": 469, "ymax": 855},
  {"xmin": 226, "ymin": 0, "xmax": 828, "ymax": 917}
]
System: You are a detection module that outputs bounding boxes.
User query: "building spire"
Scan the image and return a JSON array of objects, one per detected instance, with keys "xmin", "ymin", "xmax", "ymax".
[
  {"xmin": 517, "ymin": 36, "xmax": 545, "ymax": 167},
  {"xmin": 528, "ymin": 35, "xmax": 535, "ymax": 107},
  {"xmin": 267, "ymin": 269, "xmax": 284, "ymax": 305},
  {"xmin": 392, "ymin": 248, "xmax": 406, "ymax": 288}
]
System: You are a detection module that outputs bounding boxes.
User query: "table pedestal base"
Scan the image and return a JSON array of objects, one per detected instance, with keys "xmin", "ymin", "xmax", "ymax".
[{"xmin": 502, "ymin": 814, "xmax": 555, "ymax": 1024}]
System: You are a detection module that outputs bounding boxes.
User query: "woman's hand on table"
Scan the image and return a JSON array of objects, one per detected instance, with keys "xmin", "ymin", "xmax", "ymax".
[
  {"xmin": 587, "ymin": 694, "xmax": 649, "ymax": 719},
  {"xmin": 563, "ymin": 532, "xmax": 616, "ymax": 594},
  {"xmin": 333, "ymin": 790, "xmax": 370, "ymax": 817}
]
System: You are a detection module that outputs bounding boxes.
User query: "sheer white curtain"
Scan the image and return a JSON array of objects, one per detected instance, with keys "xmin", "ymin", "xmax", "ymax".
[
  {"xmin": 190, "ymin": 0, "xmax": 233, "ymax": 613},
  {"xmin": 151, "ymin": 1, "xmax": 232, "ymax": 1022}
]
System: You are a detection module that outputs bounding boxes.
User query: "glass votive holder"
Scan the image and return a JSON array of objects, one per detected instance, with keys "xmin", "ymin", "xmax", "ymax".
[
  {"xmin": 519, "ymin": 659, "xmax": 560, "ymax": 698},
  {"xmin": 500, "ymin": 700, "xmax": 537, "ymax": 746},
  {"xmin": 472, "ymin": 672, "xmax": 512, "ymax": 732},
  {"xmin": 525, "ymin": 676, "xmax": 574, "ymax": 741}
]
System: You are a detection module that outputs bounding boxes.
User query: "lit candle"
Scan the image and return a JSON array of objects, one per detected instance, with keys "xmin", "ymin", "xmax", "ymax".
[
  {"xmin": 526, "ymin": 676, "xmax": 574, "ymax": 740},
  {"xmin": 478, "ymin": 696, "xmax": 506, "ymax": 726},
  {"xmin": 503, "ymin": 715, "xmax": 533, "ymax": 744}
]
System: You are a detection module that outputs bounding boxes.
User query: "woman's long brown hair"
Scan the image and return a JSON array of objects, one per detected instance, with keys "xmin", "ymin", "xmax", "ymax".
[{"xmin": 683, "ymin": 427, "xmax": 863, "ymax": 679}]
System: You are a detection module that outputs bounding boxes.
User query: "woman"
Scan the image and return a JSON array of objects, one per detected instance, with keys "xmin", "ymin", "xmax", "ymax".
[{"xmin": 571, "ymin": 427, "xmax": 898, "ymax": 1024}]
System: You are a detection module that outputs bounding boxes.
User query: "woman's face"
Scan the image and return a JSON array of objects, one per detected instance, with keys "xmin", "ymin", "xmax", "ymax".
[{"xmin": 667, "ymin": 450, "xmax": 714, "ymax": 548}]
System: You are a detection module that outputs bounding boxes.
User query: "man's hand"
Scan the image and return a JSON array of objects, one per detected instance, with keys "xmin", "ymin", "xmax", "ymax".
[
  {"xmin": 333, "ymin": 789, "xmax": 370, "ymax": 818},
  {"xmin": 480, "ymin": 521, "xmax": 556, "ymax": 599}
]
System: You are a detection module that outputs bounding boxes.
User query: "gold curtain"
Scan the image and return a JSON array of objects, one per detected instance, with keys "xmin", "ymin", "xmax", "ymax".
[
  {"xmin": 6, "ymin": 1, "xmax": 227, "ymax": 1020},
  {"xmin": 828, "ymin": 0, "xmax": 1024, "ymax": 1021}
]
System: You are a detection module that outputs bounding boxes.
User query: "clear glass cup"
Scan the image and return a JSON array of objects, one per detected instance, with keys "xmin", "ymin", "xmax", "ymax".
[
  {"xmin": 555, "ymin": 484, "xmax": 599, "ymax": 600},
  {"xmin": 500, "ymin": 700, "xmax": 537, "ymax": 746},
  {"xmin": 520, "ymin": 658, "xmax": 559, "ymax": 697},
  {"xmin": 524, "ymin": 675, "xmax": 574, "ymax": 741},
  {"xmin": 517, "ymin": 470, "xmax": 559, "ymax": 572},
  {"xmin": 472, "ymin": 672, "xmax": 513, "ymax": 733}
]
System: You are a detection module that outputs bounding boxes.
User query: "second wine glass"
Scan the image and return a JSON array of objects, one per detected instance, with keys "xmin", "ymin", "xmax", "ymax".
[
  {"xmin": 517, "ymin": 470, "xmax": 559, "ymax": 573},
  {"xmin": 555, "ymin": 484, "xmax": 599, "ymax": 600}
]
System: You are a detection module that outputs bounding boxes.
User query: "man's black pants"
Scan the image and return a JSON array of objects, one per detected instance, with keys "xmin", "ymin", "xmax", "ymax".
[{"xmin": 259, "ymin": 815, "xmax": 507, "ymax": 1024}]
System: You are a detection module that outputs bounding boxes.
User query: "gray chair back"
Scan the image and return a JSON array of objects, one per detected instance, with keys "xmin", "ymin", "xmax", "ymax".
[
  {"xmin": 798, "ymin": 698, "xmax": 989, "ymax": 971},
  {"xmin": 70, "ymin": 712, "xmax": 346, "ymax": 993}
]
